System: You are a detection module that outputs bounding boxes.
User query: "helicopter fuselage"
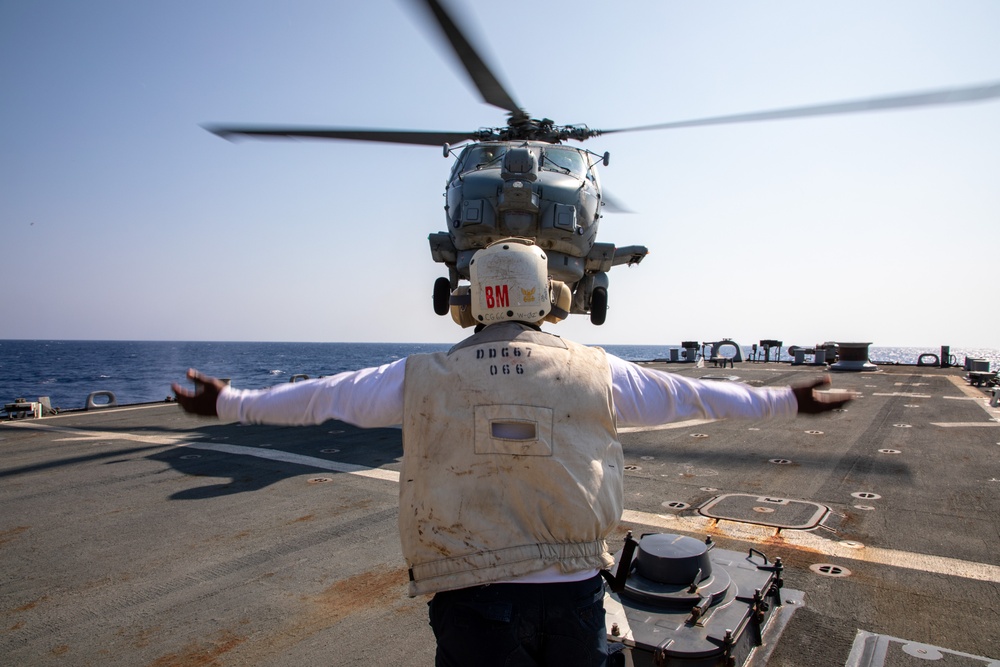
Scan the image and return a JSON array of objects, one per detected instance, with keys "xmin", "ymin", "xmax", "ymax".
[
  {"xmin": 429, "ymin": 141, "xmax": 644, "ymax": 322},
  {"xmin": 205, "ymin": 0, "xmax": 999, "ymax": 327}
]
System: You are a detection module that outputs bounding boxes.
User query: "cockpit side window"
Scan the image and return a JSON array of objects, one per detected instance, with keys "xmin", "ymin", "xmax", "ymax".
[{"xmin": 585, "ymin": 153, "xmax": 600, "ymax": 185}]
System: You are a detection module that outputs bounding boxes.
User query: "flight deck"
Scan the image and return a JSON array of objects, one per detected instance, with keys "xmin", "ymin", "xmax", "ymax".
[{"xmin": 2, "ymin": 361, "xmax": 998, "ymax": 666}]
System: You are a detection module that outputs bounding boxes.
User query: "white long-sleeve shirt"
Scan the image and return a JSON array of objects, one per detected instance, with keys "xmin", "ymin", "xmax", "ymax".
[
  {"xmin": 215, "ymin": 350, "xmax": 797, "ymax": 587},
  {"xmin": 217, "ymin": 354, "xmax": 798, "ymax": 427}
]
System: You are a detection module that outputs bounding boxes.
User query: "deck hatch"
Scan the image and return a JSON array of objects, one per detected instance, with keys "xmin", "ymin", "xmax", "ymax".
[
  {"xmin": 699, "ymin": 493, "xmax": 828, "ymax": 529},
  {"xmin": 846, "ymin": 630, "xmax": 1000, "ymax": 667}
]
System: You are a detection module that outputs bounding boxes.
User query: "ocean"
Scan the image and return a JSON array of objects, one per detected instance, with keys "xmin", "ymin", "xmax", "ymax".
[{"xmin": 1, "ymin": 340, "xmax": 997, "ymax": 412}]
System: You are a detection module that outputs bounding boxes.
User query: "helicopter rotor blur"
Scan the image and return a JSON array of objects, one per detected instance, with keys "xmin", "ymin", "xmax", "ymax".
[{"xmin": 205, "ymin": 0, "xmax": 1000, "ymax": 326}]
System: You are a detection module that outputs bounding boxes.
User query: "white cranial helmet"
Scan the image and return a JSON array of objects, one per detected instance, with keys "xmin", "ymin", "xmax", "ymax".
[{"xmin": 469, "ymin": 238, "xmax": 551, "ymax": 325}]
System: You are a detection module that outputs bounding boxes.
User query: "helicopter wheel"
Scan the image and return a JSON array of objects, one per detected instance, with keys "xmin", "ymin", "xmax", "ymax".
[
  {"xmin": 590, "ymin": 287, "xmax": 608, "ymax": 326},
  {"xmin": 433, "ymin": 277, "xmax": 451, "ymax": 316}
]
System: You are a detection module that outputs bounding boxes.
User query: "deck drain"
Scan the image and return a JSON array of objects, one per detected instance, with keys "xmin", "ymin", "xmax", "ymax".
[
  {"xmin": 624, "ymin": 465, "xmax": 641, "ymax": 471},
  {"xmin": 179, "ymin": 454, "xmax": 202, "ymax": 460},
  {"xmin": 319, "ymin": 448, "xmax": 340, "ymax": 454},
  {"xmin": 805, "ymin": 430, "xmax": 823, "ymax": 435},
  {"xmin": 748, "ymin": 427, "xmax": 760, "ymax": 431},
  {"xmin": 700, "ymin": 487, "xmax": 718, "ymax": 492},
  {"xmin": 893, "ymin": 424, "xmax": 912, "ymax": 428},
  {"xmin": 640, "ymin": 456, "xmax": 655, "ymax": 461},
  {"xmin": 307, "ymin": 477, "xmax": 334, "ymax": 484},
  {"xmin": 257, "ymin": 444, "xmax": 272, "ymax": 448},
  {"xmin": 851, "ymin": 492, "xmax": 881, "ymax": 500},
  {"xmin": 690, "ymin": 433, "xmax": 709, "ymax": 438},
  {"xmin": 832, "ymin": 408, "xmax": 847, "ymax": 413},
  {"xmin": 904, "ymin": 404, "xmax": 920, "ymax": 408},
  {"xmin": 840, "ymin": 540, "xmax": 865, "ymax": 549},
  {"xmin": 769, "ymin": 458, "xmax": 793, "ymax": 465},
  {"xmin": 810, "ymin": 563, "xmax": 851, "ymax": 577},
  {"xmin": 661, "ymin": 501, "xmax": 690, "ymax": 510},
  {"xmin": 327, "ymin": 430, "xmax": 345, "ymax": 435},
  {"xmin": 878, "ymin": 449, "xmax": 901, "ymax": 454},
  {"xmin": 854, "ymin": 505, "xmax": 876, "ymax": 511}
]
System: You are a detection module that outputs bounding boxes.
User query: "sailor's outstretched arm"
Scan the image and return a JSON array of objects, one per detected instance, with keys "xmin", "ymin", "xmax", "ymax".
[
  {"xmin": 172, "ymin": 360, "xmax": 406, "ymax": 428},
  {"xmin": 608, "ymin": 355, "xmax": 852, "ymax": 426}
]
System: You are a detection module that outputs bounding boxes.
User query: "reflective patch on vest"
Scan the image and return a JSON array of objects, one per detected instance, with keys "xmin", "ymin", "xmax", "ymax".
[{"xmin": 475, "ymin": 404, "xmax": 553, "ymax": 456}]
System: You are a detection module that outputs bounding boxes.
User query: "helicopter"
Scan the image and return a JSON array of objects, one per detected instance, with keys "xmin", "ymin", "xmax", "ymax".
[{"xmin": 204, "ymin": 0, "xmax": 1000, "ymax": 326}]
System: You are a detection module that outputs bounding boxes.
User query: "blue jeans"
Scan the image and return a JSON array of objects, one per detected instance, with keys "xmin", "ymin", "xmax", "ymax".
[{"xmin": 428, "ymin": 574, "xmax": 609, "ymax": 667}]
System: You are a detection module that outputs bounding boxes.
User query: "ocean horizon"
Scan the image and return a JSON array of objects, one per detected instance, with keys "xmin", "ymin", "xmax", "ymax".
[{"xmin": 2, "ymin": 339, "xmax": 997, "ymax": 413}]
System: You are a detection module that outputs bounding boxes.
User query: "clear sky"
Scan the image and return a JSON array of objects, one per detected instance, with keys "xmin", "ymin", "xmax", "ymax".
[{"xmin": 2, "ymin": 0, "xmax": 998, "ymax": 348}]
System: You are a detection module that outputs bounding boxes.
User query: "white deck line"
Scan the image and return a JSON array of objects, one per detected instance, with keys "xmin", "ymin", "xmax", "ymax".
[
  {"xmin": 179, "ymin": 440, "xmax": 1000, "ymax": 586},
  {"xmin": 9, "ymin": 421, "xmax": 998, "ymax": 585},
  {"xmin": 181, "ymin": 441, "xmax": 402, "ymax": 482}
]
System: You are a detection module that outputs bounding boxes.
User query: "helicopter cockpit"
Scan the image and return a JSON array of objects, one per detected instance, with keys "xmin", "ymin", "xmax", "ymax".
[
  {"xmin": 539, "ymin": 145, "xmax": 590, "ymax": 180},
  {"xmin": 452, "ymin": 143, "xmax": 597, "ymax": 182},
  {"xmin": 452, "ymin": 143, "xmax": 506, "ymax": 175}
]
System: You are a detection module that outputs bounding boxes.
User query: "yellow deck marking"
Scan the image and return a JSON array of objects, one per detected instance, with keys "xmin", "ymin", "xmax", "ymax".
[
  {"xmin": 620, "ymin": 510, "xmax": 1000, "ymax": 584},
  {"xmin": 9, "ymin": 419, "xmax": 999, "ymax": 585}
]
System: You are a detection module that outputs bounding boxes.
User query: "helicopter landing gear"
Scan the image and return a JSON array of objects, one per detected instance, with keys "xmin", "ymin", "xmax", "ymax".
[
  {"xmin": 590, "ymin": 287, "xmax": 608, "ymax": 326},
  {"xmin": 433, "ymin": 277, "xmax": 451, "ymax": 316}
]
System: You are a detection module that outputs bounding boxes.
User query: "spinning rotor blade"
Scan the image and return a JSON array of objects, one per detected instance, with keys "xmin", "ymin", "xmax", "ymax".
[
  {"xmin": 600, "ymin": 80, "xmax": 1000, "ymax": 135},
  {"xmin": 600, "ymin": 191, "xmax": 634, "ymax": 214},
  {"xmin": 204, "ymin": 125, "xmax": 478, "ymax": 147},
  {"xmin": 413, "ymin": 0, "xmax": 522, "ymax": 116}
]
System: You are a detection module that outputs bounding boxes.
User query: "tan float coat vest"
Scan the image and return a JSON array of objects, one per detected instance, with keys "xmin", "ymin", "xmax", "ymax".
[{"xmin": 401, "ymin": 323, "xmax": 622, "ymax": 596}]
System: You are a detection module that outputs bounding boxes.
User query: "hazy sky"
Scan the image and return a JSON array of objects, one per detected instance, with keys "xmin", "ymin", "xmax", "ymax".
[{"xmin": 3, "ymin": 0, "xmax": 998, "ymax": 348}]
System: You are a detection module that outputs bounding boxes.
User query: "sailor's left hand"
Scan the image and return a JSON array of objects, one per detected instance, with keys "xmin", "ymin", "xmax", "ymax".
[{"xmin": 792, "ymin": 376, "xmax": 854, "ymax": 414}]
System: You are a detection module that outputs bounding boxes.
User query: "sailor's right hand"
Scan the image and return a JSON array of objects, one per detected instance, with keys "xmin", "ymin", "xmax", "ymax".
[
  {"xmin": 172, "ymin": 369, "xmax": 224, "ymax": 417},
  {"xmin": 791, "ymin": 376, "xmax": 855, "ymax": 415}
]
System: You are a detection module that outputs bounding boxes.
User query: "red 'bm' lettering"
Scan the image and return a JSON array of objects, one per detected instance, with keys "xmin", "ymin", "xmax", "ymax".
[
  {"xmin": 484, "ymin": 285, "xmax": 509, "ymax": 309},
  {"xmin": 495, "ymin": 285, "xmax": 509, "ymax": 308}
]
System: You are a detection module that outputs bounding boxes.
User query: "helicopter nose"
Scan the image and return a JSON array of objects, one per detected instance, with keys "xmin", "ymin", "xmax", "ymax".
[{"xmin": 502, "ymin": 211, "xmax": 535, "ymax": 235}]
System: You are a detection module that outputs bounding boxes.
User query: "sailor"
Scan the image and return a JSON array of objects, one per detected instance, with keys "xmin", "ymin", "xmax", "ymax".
[{"xmin": 172, "ymin": 237, "xmax": 850, "ymax": 667}]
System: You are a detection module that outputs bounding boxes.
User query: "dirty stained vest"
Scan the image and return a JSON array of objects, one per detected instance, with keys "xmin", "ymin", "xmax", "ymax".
[{"xmin": 401, "ymin": 322, "xmax": 623, "ymax": 596}]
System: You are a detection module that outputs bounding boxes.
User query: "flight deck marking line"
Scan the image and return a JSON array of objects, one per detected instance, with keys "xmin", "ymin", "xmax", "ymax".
[
  {"xmin": 946, "ymin": 375, "xmax": 1000, "ymax": 419},
  {"xmin": 0, "ymin": 403, "xmax": 174, "ymax": 422},
  {"xmin": 181, "ymin": 441, "xmax": 1000, "ymax": 585},
  {"xmin": 0, "ymin": 421, "xmax": 197, "ymax": 445},
  {"xmin": 620, "ymin": 510, "xmax": 1000, "ymax": 584},
  {"xmin": 618, "ymin": 418, "xmax": 716, "ymax": 434},
  {"xmin": 179, "ymin": 441, "xmax": 401, "ymax": 482},
  {"xmin": 931, "ymin": 422, "xmax": 1000, "ymax": 428}
]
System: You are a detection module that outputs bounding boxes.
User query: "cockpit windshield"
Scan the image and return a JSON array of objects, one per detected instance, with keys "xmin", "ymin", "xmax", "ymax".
[
  {"xmin": 541, "ymin": 147, "xmax": 588, "ymax": 178},
  {"xmin": 453, "ymin": 143, "xmax": 596, "ymax": 182},
  {"xmin": 459, "ymin": 144, "xmax": 506, "ymax": 172}
]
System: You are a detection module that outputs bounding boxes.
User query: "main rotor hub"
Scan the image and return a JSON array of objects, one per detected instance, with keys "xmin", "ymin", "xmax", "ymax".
[{"xmin": 471, "ymin": 113, "xmax": 601, "ymax": 144}]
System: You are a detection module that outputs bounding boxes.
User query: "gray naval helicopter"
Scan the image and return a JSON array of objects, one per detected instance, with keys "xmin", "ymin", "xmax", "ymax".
[{"xmin": 205, "ymin": 0, "xmax": 1000, "ymax": 327}]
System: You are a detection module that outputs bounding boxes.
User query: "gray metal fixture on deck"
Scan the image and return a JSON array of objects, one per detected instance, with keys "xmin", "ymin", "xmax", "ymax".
[
  {"xmin": 604, "ymin": 532, "xmax": 802, "ymax": 666},
  {"xmin": 830, "ymin": 342, "xmax": 878, "ymax": 372}
]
